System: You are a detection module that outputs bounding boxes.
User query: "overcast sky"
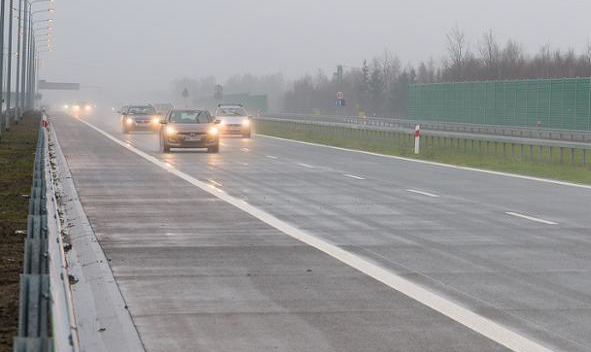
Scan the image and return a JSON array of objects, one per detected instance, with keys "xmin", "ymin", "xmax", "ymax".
[{"xmin": 41, "ymin": 0, "xmax": 591, "ymax": 95}]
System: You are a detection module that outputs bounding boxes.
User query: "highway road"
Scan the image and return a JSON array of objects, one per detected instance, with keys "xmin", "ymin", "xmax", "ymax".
[{"xmin": 51, "ymin": 111, "xmax": 591, "ymax": 352}]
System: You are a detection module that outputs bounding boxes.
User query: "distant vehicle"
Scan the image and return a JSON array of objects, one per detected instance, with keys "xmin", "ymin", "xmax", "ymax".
[
  {"xmin": 159, "ymin": 109, "xmax": 220, "ymax": 153},
  {"xmin": 214, "ymin": 103, "xmax": 252, "ymax": 138},
  {"xmin": 64, "ymin": 101, "xmax": 94, "ymax": 116},
  {"xmin": 120, "ymin": 105, "xmax": 161, "ymax": 133}
]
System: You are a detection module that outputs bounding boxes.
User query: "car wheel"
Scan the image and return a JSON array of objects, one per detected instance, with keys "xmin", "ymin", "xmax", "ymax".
[
  {"xmin": 160, "ymin": 135, "xmax": 170, "ymax": 153},
  {"xmin": 208, "ymin": 145, "xmax": 219, "ymax": 153}
]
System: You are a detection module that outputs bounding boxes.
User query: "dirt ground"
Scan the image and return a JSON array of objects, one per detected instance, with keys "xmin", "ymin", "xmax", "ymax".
[{"xmin": 0, "ymin": 113, "xmax": 40, "ymax": 352}]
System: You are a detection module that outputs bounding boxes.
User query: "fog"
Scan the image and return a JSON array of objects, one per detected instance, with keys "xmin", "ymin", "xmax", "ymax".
[{"xmin": 40, "ymin": 0, "xmax": 591, "ymax": 106}]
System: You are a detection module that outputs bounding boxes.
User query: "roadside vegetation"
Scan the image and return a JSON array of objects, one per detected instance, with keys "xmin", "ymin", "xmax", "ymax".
[
  {"xmin": 0, "ymin": 113, "xmax": 40, "ymax": 352},
  {"xmin": 256, "ymin": 120, "xmax": 591, "ymax": 185}
]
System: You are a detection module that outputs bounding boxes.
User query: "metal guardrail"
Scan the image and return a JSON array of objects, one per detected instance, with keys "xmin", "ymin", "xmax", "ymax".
[
  {"xmin": 264, "ymin": 112, "xmax": 591, "ymax": 143},
  {"xmin": 14, "ymin": 127, "xmax": 52, "ymax": 352},
  {"xmin": 15, "ymin": 117, "xmax": 79, "ymax": 352},
  {"xmin": 255, "ymin": 117, "xmax": 591, "ymax": 165}
]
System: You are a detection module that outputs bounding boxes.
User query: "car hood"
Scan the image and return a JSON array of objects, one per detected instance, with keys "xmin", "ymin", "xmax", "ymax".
[
  {"xmin": 170, "ymin": 123, "xmax": 213, "ymax": 133},
  {"xmin": 218, "ymin": 116, "xmax": 248, "ymax": 124}
]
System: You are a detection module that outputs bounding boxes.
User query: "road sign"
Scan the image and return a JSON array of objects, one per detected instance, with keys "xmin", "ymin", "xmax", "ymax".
[
  {"xmin": 336, "ymin": 91, "xmax": 344, "ymax": 99},
  {"xmin": 38, "ymin": 80, "xmax": 80, "ymax": 90},
  {"xmin": 181, "ymin": 88, "xmax": 189, "ymax": 98},
  {"xmin": 214, "ymin": 85, "xmax": 223, "ymax": 100}
]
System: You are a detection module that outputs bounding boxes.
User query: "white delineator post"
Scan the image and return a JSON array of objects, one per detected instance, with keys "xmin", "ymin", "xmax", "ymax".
[{"xmin": 414, "ymin": 124, "xmax": 420, "ymax": 154}]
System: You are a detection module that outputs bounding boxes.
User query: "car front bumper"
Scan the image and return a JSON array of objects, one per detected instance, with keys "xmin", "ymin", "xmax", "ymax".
[{"xmin": 165, "ymin": 134, "xmax": 218, "ymax": 148}]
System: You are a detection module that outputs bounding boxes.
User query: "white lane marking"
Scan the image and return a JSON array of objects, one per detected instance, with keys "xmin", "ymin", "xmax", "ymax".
[
  {"xmin": 240, "ymin": 148, "xmax": 250, "ymax": 152},
  {"xmin": 297, "ymin": 163, "xmax": 314, "ymax": 168},
  {"xmin": 75, "ymin": 118, "xmax": 556, "ymax": 352},
  {"xmin": 344, "ymin": 174, "xmax": 365, "ymax": 180},
  {"xmin": 266, "ymin": 155, "xmax": 278, "ymax": 159},
  {"xmin": 407, "ymin": 189, "xmax": 439, "ymax": 198},
  {"xmin": 505, "ymin": 212, "xmax": 558, "ymax": 225},
  {"xmin": 257, "ymin": 134, "xmax": 591, "ymax": 190},
  {"xmin": 208, "ymin": 179, "xmax": 222, "ymax": 187}
]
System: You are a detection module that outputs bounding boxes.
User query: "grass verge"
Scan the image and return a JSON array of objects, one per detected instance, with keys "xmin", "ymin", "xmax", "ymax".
[
  {"xmin": 0, "ymin": 114, "xmax": 40, "ymax": 352},
  {"xmin": 256, "ymin": 120, "xmax": 591, "ymax": 185}
]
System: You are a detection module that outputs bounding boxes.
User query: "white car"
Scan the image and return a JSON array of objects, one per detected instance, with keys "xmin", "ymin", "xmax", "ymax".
[{"xmin": 214, "ymin": 104, "xmax": 252, "ymax": 138}]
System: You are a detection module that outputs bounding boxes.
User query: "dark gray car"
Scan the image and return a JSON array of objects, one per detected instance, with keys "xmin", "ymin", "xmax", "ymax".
[{"xmin": 159, "ymin": 109, "xmax": 220, "ymax": 153}]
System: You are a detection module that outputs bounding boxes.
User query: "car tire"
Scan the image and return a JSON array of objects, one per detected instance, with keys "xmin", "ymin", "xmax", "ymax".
[
  {"xmin": 208, "ymin": 145, "xmax": 219, "ymax": 153},
  {"xmin": 160, "ymin": 135, "xmax": 170, "ymax": 153}
]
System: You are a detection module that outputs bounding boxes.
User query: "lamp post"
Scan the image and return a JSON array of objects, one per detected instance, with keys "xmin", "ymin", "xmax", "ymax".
[{"xmin": 5, "ymin": 0, "xmax": 14, "ymax": 130}]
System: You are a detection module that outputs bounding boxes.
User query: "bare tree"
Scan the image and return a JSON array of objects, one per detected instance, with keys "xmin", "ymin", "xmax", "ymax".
[
  {"xmin": 478, "ymin": 29, "xmax": 499, "ymax": 79},
  {"xmin": 446, "ymin": 25, "xmax": 469, "ymax": 81}
]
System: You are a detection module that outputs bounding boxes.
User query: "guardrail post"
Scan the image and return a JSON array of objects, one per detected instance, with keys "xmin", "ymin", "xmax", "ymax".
[{"xmin": 570, "ymin": 148, "xmax": 575, "ymax": 164}]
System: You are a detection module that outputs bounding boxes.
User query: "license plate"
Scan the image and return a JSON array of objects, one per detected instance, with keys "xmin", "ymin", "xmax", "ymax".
[{"xmin": 185, "ymin": 136, "xmax": 201, "ymax": 141}]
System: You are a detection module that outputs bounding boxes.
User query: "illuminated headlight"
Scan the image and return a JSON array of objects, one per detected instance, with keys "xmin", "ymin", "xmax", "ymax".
[
  {"xmin": 242, "ymin": 119, "xmax": 250, "ymax": 126},
  {"xmin": 218, "ymin": 120, "xmax": 225, "ymax": 126},
  {"xmin": 73, "ymin": 105, "xmax": 80, "ymax": 110},
  {"xmin": 166, "ymin": 126, "xmax": 176, "ymax": 135},
  {"xmin": 152, "ymin": 117, "xmax": 160, "ymax": 124},
  {"xmin": 64, "ymin": 104, "xmax": 69, "ymax": 109},
  {"xmin": 208, "ymin": 127, "xmax": 219, "ymax": 135},
  {"xmin": 85, "ymin": 105, "xmax": 92, "ymax": 111},
  {"xmin": 126, "ymin": 118, "xmax": 133, "ymax": 124}
]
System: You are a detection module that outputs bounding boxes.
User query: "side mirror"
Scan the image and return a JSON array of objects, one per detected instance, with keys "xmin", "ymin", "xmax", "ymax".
[
  {"xmin": 214, "ymin": 119, "xmax": 221, "ymax": 125},
  {"xmin": 248, "ymin": 115, "xmax": 253, "ymax": 119}
]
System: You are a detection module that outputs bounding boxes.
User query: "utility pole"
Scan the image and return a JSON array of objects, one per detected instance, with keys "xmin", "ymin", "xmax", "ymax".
[{"xmin": 20, "ymin": 0, "xmax": 27, "ymax": 113}]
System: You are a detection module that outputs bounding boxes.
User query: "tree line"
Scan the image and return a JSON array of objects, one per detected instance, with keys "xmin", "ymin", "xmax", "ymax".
[{"xmin": 173, "ymin": 27, "xmax": 591, "ymax": 117}]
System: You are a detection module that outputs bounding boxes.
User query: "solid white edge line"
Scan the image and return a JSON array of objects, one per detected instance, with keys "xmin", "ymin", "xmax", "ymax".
[
  {"xmin": 256, "ymin": 134, "xmax": 591, "ymax": 190},
  {"xmin": 407, "ymin": 189, "xmax": 439, "ymax": 198},
  {"xmin": 505, "ymin": 212, "xmax": 558, "ymax": 225},
  {"xmin": 344, "ymin": 174, "xmax": 366, "ymax": 180},
  {"xmin": 266, "ymin": 155, "xmax": 279, "ymax": 159},
  {"xmin": 75, "ymin": 118, "xmax": 556, "ymax": 352},
  {"xmin": 297, "ymin": 163, "xmax": 314, "ymax": 168},
  {"xmin": 240, "ymin": 147, "xmax": 250, "ymax": 152}
]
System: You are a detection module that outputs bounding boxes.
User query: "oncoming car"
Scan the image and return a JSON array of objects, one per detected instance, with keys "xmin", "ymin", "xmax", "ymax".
[
  {"xmin": 159, "ymin": 109, "xmax": 220, "ymax": 153},
  {"xmin": 214, "ymin": 104, "xmax": 252, "ymax": 138},
  {"xmin": 64, "ymin": 101, "xmax": 94, "ymax": 116},
  {"xmin": 120, "ymin": 105, "xmax": 161, "ymax": 133}
]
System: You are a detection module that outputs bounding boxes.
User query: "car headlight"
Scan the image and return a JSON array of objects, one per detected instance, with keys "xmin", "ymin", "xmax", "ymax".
[
  {"xmin": 166, "ymin": 126, "xmax": 176, "ymax": 135},
  {"xmin": 64, "ymin": 104, "xmax": 69, "ymax": 109},
  {"xmin": 152, "ymin": 117, "xmax": 160, "ymax": 124},
  {"xmin": 73, "ymin": 105, "xmax": 80, "ymax": 110},
  {"xmin": 242, "ymin": 119, "xmax": 250, "ymax": 126},
  {"xmin": 85, "ymin": 105, "xmax": 92, "ymax": 111},
  {"xmin": 208, "ymin": 127, "xmax": 218, "ymax": 135},
  {"xmin": 126, "ymin": 118, "xmax": 133, "ymax": 124}
]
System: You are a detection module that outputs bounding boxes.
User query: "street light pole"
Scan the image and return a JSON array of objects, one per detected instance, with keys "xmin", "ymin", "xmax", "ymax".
[
  {"xmin": 15, "ymin": 0, "xmax": 22, "ymax": 121},
  {"xmin": 20, "ymin": 0, "xmax": 27, "ymax": 114},
  {"xmin": 5, "ymin": 0, "xmax": 14, "ymax": 130},
  {"xmin": 0, "ymin": 0, "xmax": 6, "ymax": 131}
]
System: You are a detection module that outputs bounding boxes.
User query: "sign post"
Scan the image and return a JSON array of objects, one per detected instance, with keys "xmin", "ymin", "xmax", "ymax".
[{"xmin": 414, "ymin": 124, "xmax": 420, "ymax": 154}]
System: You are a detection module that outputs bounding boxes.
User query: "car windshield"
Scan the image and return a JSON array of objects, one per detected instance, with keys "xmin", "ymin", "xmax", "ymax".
[
  {"xmin": 128, "ymin": 106, "xmax": 156, "ymax": 115},
  {"xmin": 217, "ymin": 107, "xmax": 247, "ymax": 116},
  {"xmin": 170, "ymin": 110, "xmax": 211, "ymax": 124}
]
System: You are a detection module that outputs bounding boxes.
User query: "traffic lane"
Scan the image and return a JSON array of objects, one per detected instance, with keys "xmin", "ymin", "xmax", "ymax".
[
  {"xmin": 247, "ymin": 134, "xmax": 591, "ymax": 228},
  {"xmin": 115, "ymin": 135, "xmax": 591, "ymax": 351},
  {"xmin": 82, "ymin": 113, "xmax": 591, "ymax": 350},
  {"xmin": 52, "ymin": 113, "xmax": 510, "ymax": 352}
]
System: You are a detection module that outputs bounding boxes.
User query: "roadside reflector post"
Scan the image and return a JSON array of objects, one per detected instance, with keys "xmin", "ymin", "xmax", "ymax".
[{"xmin": 414, "ymin": 124, "xmax": 420, "ymax": 154}]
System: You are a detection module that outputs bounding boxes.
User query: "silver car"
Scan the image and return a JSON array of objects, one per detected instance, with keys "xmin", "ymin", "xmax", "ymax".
[
  {"xmin": 121, "ymin": 105, "xmax": 161, "ymax": 133},
  {"xmin": 159, "ymin": 109, "xmax": 220, "ymax": 153}
]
